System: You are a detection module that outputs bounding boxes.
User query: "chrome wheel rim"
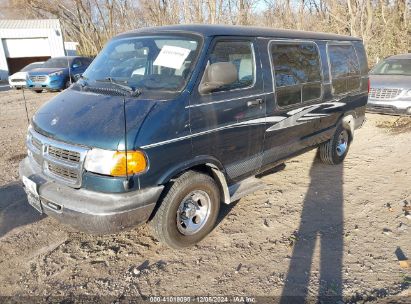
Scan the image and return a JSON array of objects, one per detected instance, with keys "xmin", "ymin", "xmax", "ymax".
[
  {"xmin": 336, "ymin": 130, "xmax": 349, "ymax": 157},
  {"xmin": 177, "ymin": 190, "xmax": 211, "ymax": 235}
]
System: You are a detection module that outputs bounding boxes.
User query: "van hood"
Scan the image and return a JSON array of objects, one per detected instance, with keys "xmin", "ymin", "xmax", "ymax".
[
  {"xmin": 32, "ymin": 88, "xmax": 157, "ymax": 150},
  {"xmin": 369, "ymin": 74, "xmax": 411, "ymax": 89},
  {"xmin": 29, "ymin": 67, "xmax": 67, "ymax": 76}
]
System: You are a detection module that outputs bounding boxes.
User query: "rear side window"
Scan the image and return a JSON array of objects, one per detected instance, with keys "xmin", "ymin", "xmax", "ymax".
[
  {"xmin": 270, "ymin": 42, "xmax": 322, "ymax": 107},
  {"xmin": 328, "ymin": 44, "xmax": 360, "ymax": 94},
  {"xmin": 199, "ymin": 40, "xmax": 255, "ymax": 94},
  {"xmin": 352, "ymin": 42, "xmax": 368, "ymax": 75}
]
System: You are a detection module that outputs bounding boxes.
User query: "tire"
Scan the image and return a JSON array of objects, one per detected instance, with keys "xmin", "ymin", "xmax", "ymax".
[
  {"xmin": 64, "ymin": 79, "xmax": 72, "ymax": 90},
  {"xmin": 150, "ymin": 171, "xmax": 220, "ymax": 249},
  {"xmin": 318, "ymin": 123, "xmax": 351, "ymax": 165}
]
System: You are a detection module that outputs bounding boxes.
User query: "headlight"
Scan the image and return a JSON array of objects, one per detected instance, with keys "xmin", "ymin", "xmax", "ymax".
[
  {"xmin": 49, "ymin": 71, "xmax": 64, "ymax": 77},
  {"xmin": 84, "ymin": 148, "xmax": 147, "ymax": 176}
]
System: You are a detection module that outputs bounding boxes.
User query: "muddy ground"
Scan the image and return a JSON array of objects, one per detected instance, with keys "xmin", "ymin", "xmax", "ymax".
[{"xmin": 0, "ymin": 89, "xmax": 410, "ymax": 302}]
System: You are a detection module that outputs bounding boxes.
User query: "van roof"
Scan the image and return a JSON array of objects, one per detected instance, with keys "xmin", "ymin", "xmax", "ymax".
[
  {"xmin": 386, "ymin": 53, "xmax": 411, "ymax": 60},
  {"xmin": 120, "ymin": 24, "xmax": 362, "ymax": 42}
]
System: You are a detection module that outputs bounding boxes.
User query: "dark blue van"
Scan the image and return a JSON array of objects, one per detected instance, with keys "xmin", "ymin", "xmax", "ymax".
[{"xmin": 19, "ymin": 25, "xmax": 368, "ymax": 248}]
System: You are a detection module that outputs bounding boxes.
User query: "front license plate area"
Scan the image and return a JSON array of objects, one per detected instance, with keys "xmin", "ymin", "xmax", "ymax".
[
  {"xmin": 27, "ymin": 191, "xmax": 42, "ymax": 214},
  {"xmin": 22, "ymin": 175, "xmax": 44, "ymax": 214}
]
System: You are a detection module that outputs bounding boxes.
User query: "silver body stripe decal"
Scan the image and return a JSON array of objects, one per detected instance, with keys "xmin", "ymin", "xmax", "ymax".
[
  {"xmin": 266, "ymin": 102, "xmax": 345, "ymax": 132},
  {"xmin": 140, "ymin": 119, "xmax": 267, "ymax": 149},
  {"xmin": 186, "ymin": 92, "xmax": 275, "ymax": 108},
  {"xmin": 266, "ymin": 105, "xmax": 322, "ymax": 132},
  {"xmin": 141, "ymin": 101, "xmax": 345, "ymax": 149}
]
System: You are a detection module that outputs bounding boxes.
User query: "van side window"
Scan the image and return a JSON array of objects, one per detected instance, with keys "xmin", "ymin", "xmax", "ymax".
[
  {"xmin": 270, "ymin": 42, "xmax": 322, "ymax": 107},
  {"xmin": 352, "ymin": 42, "xmax": 368, "ymax": 75},
  {"xmin": 199, "ymin": 40, "xmax": 254, "ymax": 94},
  {"xmin": 328, "ymin": 44, "xmax": 360, "ymax": 94}
]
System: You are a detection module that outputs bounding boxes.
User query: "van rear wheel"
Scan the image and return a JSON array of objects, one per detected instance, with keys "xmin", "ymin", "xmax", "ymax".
[
  {"xmin": 318, "ymin": 124, "xmax": 351, "ymax": 165},
  {"xmin": 150, "ymin": 171, "xmax": 220, "ymax": 249}
]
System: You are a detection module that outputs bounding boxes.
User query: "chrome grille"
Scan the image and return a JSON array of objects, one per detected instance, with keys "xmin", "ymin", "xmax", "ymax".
[
  {"xmin": 26, "ymin": 127, "xmax": 88, "ymax": 187},
  {"xmin": 369, "ymin": 88, "xmax": 402, "ymax": 100},
  {"xmin": 48, "ymin": 163, "xmax": 78, "ymax": 180},
  {"xmin": 32, "ymin": 137, "xmax": 42, "ymax": 151},
  {"xmin": 48, "ymin": 146, "xmax": 80, "ymax": 163},
  {"xmin": 29, "ymin": 75, "xmax": 47, "ymax": 83}
]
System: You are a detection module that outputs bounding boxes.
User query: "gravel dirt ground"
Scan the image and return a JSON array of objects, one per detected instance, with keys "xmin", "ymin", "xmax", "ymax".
[{"xmin": 0, "ymin": 89, "xmax": 410, "ymax": 303}]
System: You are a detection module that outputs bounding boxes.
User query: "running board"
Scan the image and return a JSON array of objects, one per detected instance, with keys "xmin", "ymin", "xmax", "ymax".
[
  {"xmin": 255, "ymin": 163, "xmax": 286, "ymax": 178},
  {"xmin": 229, "ymin": 177, "xmax": 265, "ymax": 203}
]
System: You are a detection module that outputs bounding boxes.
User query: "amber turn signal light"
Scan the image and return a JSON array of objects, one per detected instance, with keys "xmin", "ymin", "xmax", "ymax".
[{"xmin": 110, "ymin": 151, "xmax": 147, "ymax": 176}]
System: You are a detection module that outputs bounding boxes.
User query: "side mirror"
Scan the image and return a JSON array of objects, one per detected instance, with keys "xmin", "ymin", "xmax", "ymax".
[
  {"xmin": 74, "ymin": 73, "xmax": 82, "ymax": 81},
  {"xmin": 199, "ymin": 62, "xmax": 238, "ymax": 94}
]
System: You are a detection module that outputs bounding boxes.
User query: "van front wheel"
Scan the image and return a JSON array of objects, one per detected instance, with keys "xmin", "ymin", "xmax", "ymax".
[
  {"xmin": 318, "ymin": 124, "xmax": 351, "ymax": 165},
  {"xmin": 150, "ymin": 171, "xmax": 220, "ymax": 249}
]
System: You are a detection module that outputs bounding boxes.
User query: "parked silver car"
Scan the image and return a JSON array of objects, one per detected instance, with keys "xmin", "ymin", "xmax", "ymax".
[
  {"xmin": 367, "ymin": 53, "xmax": 411, "ymax": 115},
  {"xmin": 8, "ymin": 61, "xmax": 44, "ymax": 89}
]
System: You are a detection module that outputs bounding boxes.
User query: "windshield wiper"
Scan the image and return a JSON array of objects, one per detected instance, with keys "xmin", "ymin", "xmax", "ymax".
[{"xmin": 95, "ymin": 77, "xmax": 142, "ymax": 97}]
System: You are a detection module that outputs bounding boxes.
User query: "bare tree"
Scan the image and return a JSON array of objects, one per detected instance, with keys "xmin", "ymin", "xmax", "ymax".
[
  {"xmin": 0, "ymin": 0, "xmax": 30, "ymax": 18},
  {"xmin": 21, "ymin": 0, "xmax": 410, "ymax": 65}
]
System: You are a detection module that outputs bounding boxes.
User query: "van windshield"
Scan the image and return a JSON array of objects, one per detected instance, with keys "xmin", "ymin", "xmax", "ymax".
[
  {"xmin": 370, "ymin": 59, "xmax": 411, "ymax": 76},
  {"xmin": 82, "ymin": 35, "xmax": 201, "ymax": 93}
]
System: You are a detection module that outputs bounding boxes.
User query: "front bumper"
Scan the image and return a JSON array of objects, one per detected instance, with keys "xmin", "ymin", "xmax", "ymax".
[
  {"xmin": 19, "ymin": 157, "xmax": 164, "ymax": 234},
  {"xmin": 27, "ymin": 76, "xmax": 66, "ymax": 91},
  {"xmin": 367, "ymin": 98, "xmax": 411, "ymax": 115},
  {"xmin": 9, "ymin": 80, "xmax": 26, "ymax": 88}
]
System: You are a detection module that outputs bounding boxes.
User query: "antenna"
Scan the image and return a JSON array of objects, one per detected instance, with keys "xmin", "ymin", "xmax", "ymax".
[
  {"xmin": 122, "ymin": 96, "xmax": 130, "ymax": 190},
  {"xmin": 61, "ymin": 22, "xmax": 72, "ymax": 86},
  {"xmin": 21, "ymin": 86, "xmax": 30, "ymax": 125},
  {"xmin": 67, "ymin": 57, "xmax": 72, "ymax": 86}
]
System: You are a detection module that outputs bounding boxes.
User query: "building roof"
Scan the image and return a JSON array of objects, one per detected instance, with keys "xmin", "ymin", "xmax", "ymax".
[
  {"xmin": 0, "ymin": 19, "xmax": 61, "ymax": 29},
  {"xmin": 120, "ymin": 24, "xmax": 361, "ymax": 41}
]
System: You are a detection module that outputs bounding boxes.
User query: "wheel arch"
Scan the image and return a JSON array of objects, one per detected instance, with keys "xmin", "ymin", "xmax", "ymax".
[{"xmin": 156, "ymin": 156, "xmax": 231, "ymax": 205}]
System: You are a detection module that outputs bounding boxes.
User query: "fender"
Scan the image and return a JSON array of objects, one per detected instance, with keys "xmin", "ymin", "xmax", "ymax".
[
  {"xmin": 156, "ymin": 155, "xmax": 231, "ymax": 205},
  {"xmin": 157, "ymin": 155, "xmax": 225, "ymax": 184}
]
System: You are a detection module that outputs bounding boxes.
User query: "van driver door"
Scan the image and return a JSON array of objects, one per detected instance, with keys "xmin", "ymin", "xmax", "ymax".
[{"xmin": 189, "ymin": 37, "xmax": 266, "ymax": 183}]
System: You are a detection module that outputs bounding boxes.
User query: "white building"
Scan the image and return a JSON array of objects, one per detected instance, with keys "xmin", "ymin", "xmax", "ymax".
[
  {"xmin": 64, "ymin": 41, "xmax": 79, "ymax": 56},
  {"xmin": 0, "ymin": 19, "xmax": 66, "ymax": 80}
]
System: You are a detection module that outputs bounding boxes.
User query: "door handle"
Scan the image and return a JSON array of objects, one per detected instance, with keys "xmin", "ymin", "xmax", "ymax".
[{"xmin": 247, "ymin": 98, "xmax": 264, "ymax": 107}]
